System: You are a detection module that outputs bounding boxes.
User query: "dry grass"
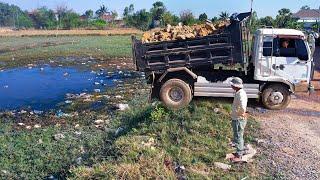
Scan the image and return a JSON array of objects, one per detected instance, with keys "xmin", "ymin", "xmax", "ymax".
[{"xmin": 0, "ymin": 28, "xmax": 142, "ymax": 37}]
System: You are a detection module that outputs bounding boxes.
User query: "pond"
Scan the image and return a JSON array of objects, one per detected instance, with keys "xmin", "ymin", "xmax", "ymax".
[{"xmin": 0, "ymin": 65, "xmax": 119, "ymax": 111}]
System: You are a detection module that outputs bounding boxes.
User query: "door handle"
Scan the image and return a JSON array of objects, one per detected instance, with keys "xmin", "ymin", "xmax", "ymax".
[{"xmin": 272, "ymin": 64, "xmax": 279, "ymax": 70}]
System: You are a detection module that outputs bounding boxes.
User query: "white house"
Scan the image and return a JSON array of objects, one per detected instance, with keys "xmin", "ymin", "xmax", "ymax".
[{"xmin": 293, "ymin": 9, "xmax": 320, "ymax": 30}]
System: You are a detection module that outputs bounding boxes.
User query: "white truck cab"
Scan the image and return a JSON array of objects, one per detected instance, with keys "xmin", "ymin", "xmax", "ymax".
[{"xmin": 253, "ymin": 28, "xmax": 313, "ymax": 91}]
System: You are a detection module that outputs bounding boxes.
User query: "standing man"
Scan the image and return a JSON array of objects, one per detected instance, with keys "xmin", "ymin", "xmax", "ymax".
[{"xmin": 230, "ymin": 77, "xmax": 248, "ymax": 162}]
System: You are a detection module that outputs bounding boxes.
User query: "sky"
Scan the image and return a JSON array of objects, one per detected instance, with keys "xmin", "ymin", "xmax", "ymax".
[{"xmin": 1, "ymin": 0, "xmax": 320, "ymax": 18}]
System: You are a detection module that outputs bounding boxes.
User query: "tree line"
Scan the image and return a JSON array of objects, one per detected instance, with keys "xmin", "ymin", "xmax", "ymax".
[{"xmin": 0, "ymin": 1, "xmax": 308, "ymax": 31}]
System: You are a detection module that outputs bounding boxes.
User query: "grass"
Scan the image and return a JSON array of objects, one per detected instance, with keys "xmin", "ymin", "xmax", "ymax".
[
  {"xmin": 0, "ymin": 97, "xmax": 260, "ymax": 179},
  {"xmin": 0, "ymin": 35, "xmax": 134, "ymax": 68},
  {"xmin": 0, "ymin": 28, "xmax": 142, "ymax": 37}
]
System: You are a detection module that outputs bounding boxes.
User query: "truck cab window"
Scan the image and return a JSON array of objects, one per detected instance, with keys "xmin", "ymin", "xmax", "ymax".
[
  {"xmin": 278, "ymin": 38, "xmax": 296, "ymax": 57},
  {"xmin": 295, "ymin": 39, "xmax": 309, "ymax": 61}
]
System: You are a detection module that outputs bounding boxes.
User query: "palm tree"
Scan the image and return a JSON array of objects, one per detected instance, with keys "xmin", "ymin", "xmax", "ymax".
[
  {"xmin": 96, "ymin": 5, "xmax": 108, "ymax": 17},
  {"xmin": 219, "ymin": 11, "xmax": 230, "ymax": 21}
]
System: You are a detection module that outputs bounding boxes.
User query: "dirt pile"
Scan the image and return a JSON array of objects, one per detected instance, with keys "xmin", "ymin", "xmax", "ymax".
[{"xmin": 142, "ymin": 20, "xmax": 230, "ymax": 43}]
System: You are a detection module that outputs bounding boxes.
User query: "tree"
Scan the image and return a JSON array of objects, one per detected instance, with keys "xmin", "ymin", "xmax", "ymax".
[
  {"xmin": 162, "ymin": 11, "xmax": 180, "ymax": 26},
  {"xmin": 96, "ymin": 5, "xmax": 108, "ymax": 17},
  {"xmin": 0, "ymin": 2, "xmax": 33, "ymax": 28},
  {"xmin": 199, "ymin": 13, "xmax": 208, "ymax": 22},
  {"xmin": 219, "ymin": 11, "xmax": 229, "ymax": 20},
  {"xmin": 275, "ymin": 8, "xmax": 295, "ymax": 28},
  {"xmin": 30, "ymin": 7, "xmax": 57, "ymax": 29},
  {"xmin": 61, "ymin": 11, "xmax": 80, "ymax": 29},
  {"xmin": 250, "ymin": 11, "xmax": 260, "ymax": 32},
  {"xmin": 111, "ymin": 11, "xmax": 118, "ymax": 21},
  {"xmin": 84, "ymin": 10, "xmax": 94, "ymax": 19},
  {"xmin": 301, "ymin": 5, "xmax": 311, "ymax": 10},
  {"xmin": 131, "ymin": 9, "xmax": 152, "ymax": 30},
  {"xmin": 123, "ymin": 4, "xmax": 134, "ymax": 17},
  {"xmin": 180, "ymin": 10, "xmax": 196, "ymax": 25},
  {"xmin": 260, "ymin": 16, "xmax": 274, "ymax": 27},
  {"xmin": 150, "ymin": 1, "xmax": 166, "ymax": 21},
  {"xmin": 211, "ymin": 17, "xmax": 218, "ymax": 23}
]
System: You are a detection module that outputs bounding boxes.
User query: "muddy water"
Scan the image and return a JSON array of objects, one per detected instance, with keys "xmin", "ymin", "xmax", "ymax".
[{"xmin": 0, "ymin": 65, "xmax": 119, "ymax": 111}]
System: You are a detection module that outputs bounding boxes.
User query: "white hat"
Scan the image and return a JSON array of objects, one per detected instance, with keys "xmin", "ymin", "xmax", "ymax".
[{"xmin": 230, "ymin": 77, "xmax": 244, "ymax": 89}]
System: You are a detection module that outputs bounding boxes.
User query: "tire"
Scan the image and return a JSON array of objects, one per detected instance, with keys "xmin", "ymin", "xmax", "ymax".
[
  {"xmin": 160, "ymin": 79, "xmax": 192, "ymax": 109},
  {"xmin": 262, "ymin": 84, "xmax": 291, "ymax": 110}
]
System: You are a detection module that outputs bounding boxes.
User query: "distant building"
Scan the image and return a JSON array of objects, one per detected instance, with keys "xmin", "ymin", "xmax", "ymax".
[
  {"xmin": 293, "ymin": 9, "xmax": 320, "ymax": 30},
  {"xmin": 100, "ymin": 12, "xmax": 114, "ymax": 23}
]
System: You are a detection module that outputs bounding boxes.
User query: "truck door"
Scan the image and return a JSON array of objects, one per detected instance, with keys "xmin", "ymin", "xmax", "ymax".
[
  {"xmin": 260, "ymin": 36, "xmax": 276, "ymax": 77},
  {"xmin": 272, "ymin": 37, "xmax": 312, "ymax": 88}
]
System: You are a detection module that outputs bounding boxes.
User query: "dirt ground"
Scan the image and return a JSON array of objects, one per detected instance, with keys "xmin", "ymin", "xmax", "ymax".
[{"xmin": 255, "ymin": 48, "xmax": 320, "ymax": 179}]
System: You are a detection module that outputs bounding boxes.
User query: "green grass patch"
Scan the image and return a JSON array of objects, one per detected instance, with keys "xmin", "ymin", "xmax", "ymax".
[
  {"xmin": 0, "ymin": 35, "xmax": 133, "ymax": 68},
  {"xmin": 70, "ymin": 98, "xmax": 260, "ymax": 179},
  {"xmin": 0, "ymin": 97, "xmax": 260, "ymax": 179}
]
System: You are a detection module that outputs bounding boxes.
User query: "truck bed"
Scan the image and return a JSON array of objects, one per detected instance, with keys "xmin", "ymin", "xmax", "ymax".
[{"xmin": 132, "ymin": 12, "xmax": 252, "ymax": 73}]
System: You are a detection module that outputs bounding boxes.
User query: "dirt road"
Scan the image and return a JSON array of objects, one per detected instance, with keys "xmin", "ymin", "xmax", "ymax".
[
  {"xmin": 256, "ymin": 97, "xmax": 320, "ymax": 179},
  {"xmin": 256, "ymin": 49, "xmax": 320, "ymax": 179}
]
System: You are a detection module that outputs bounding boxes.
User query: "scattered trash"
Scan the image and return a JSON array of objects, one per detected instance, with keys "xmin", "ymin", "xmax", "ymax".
[
  {"xmin": 75, "ymin": 124, "xmax": 80, "ymax": 129},
  {"xmin": 94, "ymin": 82, "xmax": 100, "ymax": 85},
  {"xmin": 33, "ymin": 110, "xmax": 43, "ymax": 115},
  {"xmin": 19, "ymin": 110, "xmax": 27, "ymax": 114},
  {"xmin": 76, "ymin": 157, "xmax": 82, "ymax": 165},
  {"xmin": 26, "ymin": 126, "xmax": 32, "ymax": 130},
  {"xmin": 115, "ymin": 95, "xmax": 123, "ymax": 99},
  {"xmin": 53, "ymin": 133, "xmax": 65, "ymax": 141},
  {"xmin": 94, "ymin": 119, "xmax": 105, "ymax": 125},
  {"xmin": 34, "ymin": 124, "xmax": 41, "ymax": 129},
  {"xmin": 3, "ymin": 85, "xmax": 8, "ymax": 88},
  {"xmin": 17, "ymin": 123, "xmax": 25, "ymax": 126},
  {"xmin": 75, "ymin": 131, "xmax": 82, "ymax": 136},
  {"xmin": 94, "ymin": 89, "xmax": 101, "ymax": 93},
  {"xmin": 40, "ymin": 68, "xmax": 44, "ymax": 71},
  {"xmin": 214, "ymin": 162, "xmax": 231, "ymax": 171},
  {"xmin": 55, "ymin": 110, "xmax": 75, "ymax": 118},
  {"xmin": 214, "ymin": 108, "xmax": 220, "ymax": 114},
  {"xmin": 116, "ymin": 104, "xmax": 129, "ymax": 111},
  {"xmin": 174, "ymin": 165, "xmax": 186, "ymax": 174},
  {"xmin": 115, "ymin": 127, "xmax": 124, "ymax": 136},
  {"xmin": 63, "ymin": 72, "xmax": 69, "ymax": 77},
  {"xmin": 65, "ymin": 100, "xmax": 73, "ymax": 104}
]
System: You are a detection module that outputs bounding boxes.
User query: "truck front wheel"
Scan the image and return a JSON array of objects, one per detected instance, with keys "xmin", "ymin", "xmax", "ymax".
[
  {"xmin": 262, "ymin": 84, "xmax": 291, "ymax": 110},
  {"xmin": 160, "ymin": 79, "xmax": 192, "ymax": 109}
]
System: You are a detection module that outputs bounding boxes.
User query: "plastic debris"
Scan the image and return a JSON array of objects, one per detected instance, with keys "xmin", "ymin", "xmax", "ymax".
[
  {"xmin": 94, "ymin": 89, "xmax": 101, "ymax": 93},
  {"xmin": 214, "ymin": 162, "xmax": 231, "ymax": 171},
  {"xmin": 94, "ymin": 119, "xmax": 105, "ymax": 125},
  {"xmin": 116, "ymin": 104, "xmax": 129, "ymax": 111},
  {"xmin": 115, "ymin": 127, "xmax": 124, "ymax": 136},
  {"xmin": 34, "ymin": 124, "xmax": 41, "ymax": 129},
  {"xmin": 53, "ymin": 133, "xmax": 65, "ymax": 141},
  {"xmin": 33, "ymin": 110, "xmax": 43, "ymax": 115}
]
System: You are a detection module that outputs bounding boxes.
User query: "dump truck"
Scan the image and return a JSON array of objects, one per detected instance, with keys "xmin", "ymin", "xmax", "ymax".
[{"xmin": 131, "ymin": 12, "xmax": 315, "ymax": 110}]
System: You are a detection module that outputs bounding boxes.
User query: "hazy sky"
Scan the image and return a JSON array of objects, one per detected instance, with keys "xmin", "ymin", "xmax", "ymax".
[{"xmin": 1, "ymin": 0, "xmax": 320, "ymax": 18}]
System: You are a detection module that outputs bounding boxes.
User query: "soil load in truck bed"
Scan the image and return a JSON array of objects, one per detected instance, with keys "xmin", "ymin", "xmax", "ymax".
[{"xmin": 132, "ymin": 12, "xmax": 252, "ymax": 73}]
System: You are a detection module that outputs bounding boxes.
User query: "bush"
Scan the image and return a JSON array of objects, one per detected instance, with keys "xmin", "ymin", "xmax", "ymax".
[{"xmin": 90, "ymin": 19, "xmax": 107, "ymax": 30}]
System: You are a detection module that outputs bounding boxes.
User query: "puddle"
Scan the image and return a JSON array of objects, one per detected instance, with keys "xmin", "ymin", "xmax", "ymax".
[{"xmin": 0, "ymin": 66, "xmax": 119, "ymax": 111}]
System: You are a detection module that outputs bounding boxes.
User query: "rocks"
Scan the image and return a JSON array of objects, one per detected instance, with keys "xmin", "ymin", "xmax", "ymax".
[
  {"xmin": 214, "ymin": 162, "xmax": 231, "ymax": 171},
  {"xmin": 141, "ymin": 20, "xmax": 230, "ymax": 43}
]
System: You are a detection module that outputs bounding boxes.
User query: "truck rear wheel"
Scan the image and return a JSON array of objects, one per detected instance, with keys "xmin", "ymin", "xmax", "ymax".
[
  {"xmin": 160, "ymin": 79, "xmax": 192, "ymax": 109},
  {"xmin": 262, "ymin": 84, "xmax": 291, "ymax": 110}
]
